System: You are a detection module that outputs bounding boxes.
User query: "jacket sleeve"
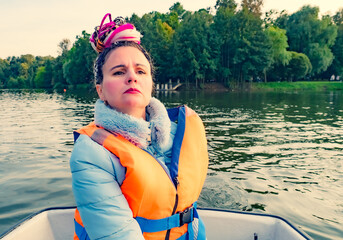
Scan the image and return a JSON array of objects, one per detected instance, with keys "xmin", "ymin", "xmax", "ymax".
[{"xmin": 70, "ymin": 134, "xmax": 144, "ymax": 240}]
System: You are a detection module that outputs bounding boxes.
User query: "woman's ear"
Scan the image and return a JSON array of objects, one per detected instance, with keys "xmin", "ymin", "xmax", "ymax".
[{"xmin": 96, "ymin": 84, "xmax": 105, "ymax": 101}]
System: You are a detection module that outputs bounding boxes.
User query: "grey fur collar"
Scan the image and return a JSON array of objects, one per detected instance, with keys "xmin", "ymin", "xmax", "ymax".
[{"xmin": 94, "ymin": 98, "xmax": 171, "ymax": 149}]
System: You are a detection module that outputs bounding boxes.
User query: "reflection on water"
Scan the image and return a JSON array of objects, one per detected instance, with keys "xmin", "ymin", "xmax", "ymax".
[
  {"xmin": 159, "ymin": 90, "xmax": 343, "ymax": 240},
  {"xmin": 0, "ymin": 89, "xmax": 343, "ymax": 239}
]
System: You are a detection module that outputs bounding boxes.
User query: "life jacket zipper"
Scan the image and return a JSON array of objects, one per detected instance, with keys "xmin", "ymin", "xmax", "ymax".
[
  {"xmin": 143, "ymin": 150, "xmax": 180, "ymax": 239},
  {"xmin": 165, "ymin": 177, "xmax": 179, "ymax": 240}
]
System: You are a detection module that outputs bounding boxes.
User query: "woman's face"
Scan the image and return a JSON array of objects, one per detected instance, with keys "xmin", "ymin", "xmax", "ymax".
[{"xmin": 96, "ymin": 46, "xmax": 153, "ymax": 119}]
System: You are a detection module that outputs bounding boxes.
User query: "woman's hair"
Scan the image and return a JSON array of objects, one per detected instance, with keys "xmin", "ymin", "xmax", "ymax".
[{"xmin": 93, "ymin": 41, "xmax": 155, "ymax": 85}]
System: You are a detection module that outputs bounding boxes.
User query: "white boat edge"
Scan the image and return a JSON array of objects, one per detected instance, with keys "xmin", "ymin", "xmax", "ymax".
[{"xmin": 0, "ymin": 206, "xmax": 312, "ymax": 240}]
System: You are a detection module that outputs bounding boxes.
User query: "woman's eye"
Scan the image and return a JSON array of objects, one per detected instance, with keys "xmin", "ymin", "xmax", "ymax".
[
  {"xmin": 113, "ymin": 71, "xmax": 124, "ymax": 76},
  {"xmin": 137, "ymin": 70, "xmax": 146, "ymax": 74}
]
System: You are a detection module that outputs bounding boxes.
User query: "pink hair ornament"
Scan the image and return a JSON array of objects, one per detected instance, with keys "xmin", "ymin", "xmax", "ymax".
[{"xmin": 90, "ymin": 13, "xmax": 142, "ymax": 53}]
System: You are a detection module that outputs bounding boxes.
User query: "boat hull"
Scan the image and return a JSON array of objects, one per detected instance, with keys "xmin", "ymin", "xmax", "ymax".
[{"xmin": 0, "ymin": 207, "xmax": 311, "ymax": 239}]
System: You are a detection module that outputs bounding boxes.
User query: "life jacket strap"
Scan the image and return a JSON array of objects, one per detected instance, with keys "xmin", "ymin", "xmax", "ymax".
[
  {"xmin": 74, "ymin": 219, "xmax": 90, "ymax": 240},
  {"xmin": 177, "ymin": 207, "xmax": 206, "ymax": 240},
  {"xmin": 136, "ymin": 203, "xmax": 197, "ymax": 233}
]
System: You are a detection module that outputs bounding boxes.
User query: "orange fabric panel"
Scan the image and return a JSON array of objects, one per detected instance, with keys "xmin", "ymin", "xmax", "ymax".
[
  {"xmin": 75, "ymin": 122, "xmax": 98, "ymax": 136},
  {"xmin": 73, "ymin": 209, "xmax": 83, "ymax": 240},
  {"xmin": 74, "ymin": 208, "xmax": 84, "ymax": 227},
  {"xmin": 177, "ymin": 107, "xmax": 209, "ymax": 211},
  {"xmin": 102, "ymin": 134, "xmax": 176, "ymax": 219},
  {"xmin": 73, "ymin": 232, "xmax": 79, "ymax": 240}
]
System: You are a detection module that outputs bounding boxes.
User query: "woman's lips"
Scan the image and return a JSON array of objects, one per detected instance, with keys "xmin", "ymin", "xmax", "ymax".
[{"xmin": 124, "ymin": 88, "xmax": 141, "ymax": 94}]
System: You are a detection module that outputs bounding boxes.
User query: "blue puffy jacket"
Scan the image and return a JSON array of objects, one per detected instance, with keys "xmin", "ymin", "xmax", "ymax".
[{"xmin": 70, "ymin": 99, "xmax": 177, "ymax": 240}]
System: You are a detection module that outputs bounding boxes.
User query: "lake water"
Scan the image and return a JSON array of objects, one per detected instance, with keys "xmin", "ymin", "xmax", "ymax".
[{"xmin": 0, "ymin": 89, "xmax": 342, "ymax": 239}]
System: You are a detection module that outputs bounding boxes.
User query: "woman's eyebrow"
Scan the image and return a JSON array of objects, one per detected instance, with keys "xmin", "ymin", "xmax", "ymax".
[
  {"xmin": 110, "ymin": 63, "xmax": 147, "ymax": 71},
  {"xmin": 110, "ymin": 64, "xmax": 125, "ymax": 71},
  {"xmin": 136, "ymin": 63, "xmax": 148, "ymax": 68}
]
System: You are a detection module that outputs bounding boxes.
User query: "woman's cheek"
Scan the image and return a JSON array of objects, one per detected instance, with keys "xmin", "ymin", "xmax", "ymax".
[{"xmin": 103, "ymin": 80, "xmax": 120, "ymax": 95}]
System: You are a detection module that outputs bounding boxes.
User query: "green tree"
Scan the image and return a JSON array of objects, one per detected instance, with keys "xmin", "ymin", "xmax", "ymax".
[
  {"xmin": 265, "ymin": 26, "xmax": 292, "ymax": 81},
  {"xmin": 2, "ymin": 56, "xmax": 30, "ymax": 88},
  {"xmin": 212, "ymin": 0, "xmax": 237, "ymax": 83},
  {"xmin": 57, "ymin": 39, "xmax": 71, "ymax": 56},
  {"xmin": 230, "ymin": 8, "xmax": 272, "ymax": 83},
  {"xmin": 44, "ymin": 59, "xmax": 53, "ymax": 88},
  {"xmin": 0, "ymin": 59, "xmax": 10, "ymax": 88},
  {"xmin": 285, "ymin": 51, "xmax": 312, "ymax": 81},
  {"xmin": 20, "ymin": 54, "xmax": 35, "ymax": 65},
  {"xmin": 327, "ymin": 9, "xmax": 343, "ymax": 78},
  {"xmin": 130, "ymin": 6, "xmax": 189, "ymax": 83},
  {"xmin": 63, "ymin": 31, "xmax": 97, "ymax": 86},
  {"xmin": 52, "ymin": 39, "xmax": 70, "ymax": 90},
  {"xmin": 8, "ymin": 57, "xmax": 20, "ymax": 82},
  {"xmin": 52, "ymin": 56, "xmax": 67, "ymax": 89},
  {"xmin": 169, "ymin": 2, "xmax": 186, "ymax": 16},
  {"xmin": 168, "ymin": 2, "xmax": 185, "ymax": 29},
  {"xmin": 34, "ymin": 66, "xmax": 46, "ymax": 88},
  {"xmin": 241, "ymin": 0, "xmax": 264, "ymax": 16},
  {"xmin": 213, "ymin": 0, "xmax": 272, "ymax": 85},
  {"xmin": 265, "ymin": 26, "xmax": 291, "ymax": 66},
  {"xmin": 21, "ymin": 55, "xmax": 36, "ymax": 88},
  {"xmin": 172, "ymin": 9, "xmax": 216, "ymax": 87},
  {"xmin": 264, "ymin": 9, "xmax": 286, "ymax": 28},
  {"xmin": 281, "ymin": 6, "xmax": 338, "ymax": 76},
  {"xmin": 19, "ymin": 54, "xmax": 36, "ymax": 88},
  {"xmin": 7, "ymin": 77, "xmax": 19, "ymax": 89},
  {"xmin": 150, "ymin": 19, "xmax": 175, "ymax": 82},
  {"xmin": 215, "ymin": 0, "xmax": 237, "ymax": 9}
]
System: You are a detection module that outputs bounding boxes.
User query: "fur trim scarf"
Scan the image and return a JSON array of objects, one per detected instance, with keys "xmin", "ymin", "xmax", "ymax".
[{"xmin": 94, "ymin": 98, "xmax": 171, "ymax": 149}]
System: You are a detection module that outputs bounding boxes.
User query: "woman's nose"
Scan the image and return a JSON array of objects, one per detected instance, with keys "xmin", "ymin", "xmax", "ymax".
[
  {"xmin": 126, "ymin": 70, "xmax": 137, "ymax": 84},
  {"xmin": 127, "ymin": 78, "xmax": 137, "ymax": 83}
]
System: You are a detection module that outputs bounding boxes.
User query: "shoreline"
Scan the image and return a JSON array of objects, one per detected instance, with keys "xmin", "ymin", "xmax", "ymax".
[
  {"xmin": 201, "ymin": 81, "xmax": 343, "ymax": 92},
  {"xmin": 250, "ymin": 81, "xmax": 343, "ymax": 91},
  {"xmin": 2, "ymin": 81, "xmax": 343, "ymax": 92}
]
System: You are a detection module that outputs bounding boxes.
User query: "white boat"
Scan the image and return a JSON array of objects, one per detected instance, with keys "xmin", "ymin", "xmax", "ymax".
[{"xmin": 0, "ymin": 207, "xmax": 311, "ymax": 240}]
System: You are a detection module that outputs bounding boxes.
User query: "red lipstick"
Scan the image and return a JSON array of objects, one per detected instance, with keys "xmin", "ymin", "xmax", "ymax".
[{"xmin": 124, "ymin": 88, "xmax": 141, "ymax": 94}]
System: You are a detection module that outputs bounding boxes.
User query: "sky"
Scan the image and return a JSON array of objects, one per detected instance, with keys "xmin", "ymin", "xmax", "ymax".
[{"xmin": 0, "ymin": 0, "xmax": 342, "ymax": 59}]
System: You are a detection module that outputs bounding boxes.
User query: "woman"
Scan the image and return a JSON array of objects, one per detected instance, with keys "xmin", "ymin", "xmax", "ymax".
[{"xmin": 70, "ymin": 14, "xmax": 209, "ymax": 240}]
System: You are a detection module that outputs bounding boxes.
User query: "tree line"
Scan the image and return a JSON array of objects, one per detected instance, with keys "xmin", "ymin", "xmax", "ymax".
[{"xmin": 0, "ymin": 0, "xmax": 342, "ymax": 90}]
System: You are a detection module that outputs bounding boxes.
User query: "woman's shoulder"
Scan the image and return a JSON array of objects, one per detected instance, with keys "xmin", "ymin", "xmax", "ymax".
[
  {"xmin": 71, "ymin": 134, "xmax": 109, "ymax": 163},
  {"xmin": 70, "ymin": 134, "xmax": 125, "ymax": 182}
]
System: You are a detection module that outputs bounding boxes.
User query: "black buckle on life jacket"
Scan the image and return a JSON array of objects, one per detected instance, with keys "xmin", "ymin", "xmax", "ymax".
[{"xmin": 179, "ymin": 206, "xmax": 194, "ymax": 226}]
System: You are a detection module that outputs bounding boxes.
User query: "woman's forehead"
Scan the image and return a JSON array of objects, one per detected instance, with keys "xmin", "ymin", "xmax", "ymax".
[{"xmin": 105, "ymin": 46, "xmax": 150, "ymax": 67}]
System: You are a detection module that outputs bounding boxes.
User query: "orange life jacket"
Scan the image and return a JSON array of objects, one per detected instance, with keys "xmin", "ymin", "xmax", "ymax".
[{"xmin": 73, "ymin": 106, "xmax": 208, "ymax": 240}]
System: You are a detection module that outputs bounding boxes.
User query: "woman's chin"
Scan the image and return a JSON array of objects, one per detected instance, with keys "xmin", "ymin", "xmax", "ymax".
[
  {"xmin": 124, "ymin": 99, "xmax": 146, "ymax": 108},
  {"xmin": 114, "ymin": 101, "xmax": 147, "ymax": 116},
  {"xmin": 125, "ymin": 95, "xmax": 150, "ymax": 107}
]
